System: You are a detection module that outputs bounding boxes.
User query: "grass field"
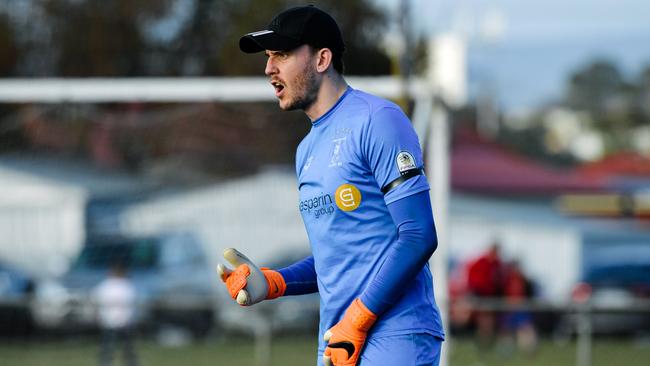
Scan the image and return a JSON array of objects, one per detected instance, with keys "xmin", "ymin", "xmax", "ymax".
[{"xmin": 1, "ymin": 335, "xmax": 649, "ymax": 366}]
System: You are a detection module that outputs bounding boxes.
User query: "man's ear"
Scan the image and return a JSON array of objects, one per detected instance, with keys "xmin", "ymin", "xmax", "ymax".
[{"xmin": 315, "ymin": 48, "xmax": 333, "ymax": 73}]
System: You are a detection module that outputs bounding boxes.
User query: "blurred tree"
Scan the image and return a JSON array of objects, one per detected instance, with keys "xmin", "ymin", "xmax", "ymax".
[
  {"xmin": 142, "ymin": 0, "xmax": 234, "ymax": 76},
  {"xmin": 204, "ymin": 0, "xmax": 391, "ymax": 75},
  {"xmin": 563, "ymin": 59, "xmax": 648, "ymax": 152},
  {"xmin": 317, "ymin": 0, "xmax": 391, "ymax": 75},
  {"xmin": 176, "ymin": 0, "xmax": 287, "ymax": 76},
  {"xmin": 41, "ymin": 0, "xmax": 175, "ymax": 76},
  {"xmin": 566, "ymin": 59, "xmax": 625, "ymax": 113},
  {"xmin": 0, "ymin": 0, "xmax": 393, "ymax": 178},
  {"xmin": 640, "ymin": 65, "xmax": 650, "ymax": 116},
  {"xmin": 494, "ymin": 59, "xmax": 650, "ymax": 165},
  {"xmin": 0, "ymin": 12, "xmax": 23, "ymax": 150},
  {"xmin": 0, "ymin": 0, "xmax": 390, "ymax": 77},
  {"xmin": 0, "ymin": 13, "xmax": 18, "ymax": 76}
]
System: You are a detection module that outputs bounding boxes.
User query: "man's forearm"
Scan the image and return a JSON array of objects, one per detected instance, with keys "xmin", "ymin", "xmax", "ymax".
[
  {"xmin": 360, "ymin": 190, "xmax": 438, "ymax": 315},
  {"xmin": 278, "ymin": 255, "xmax": 319, "ymax": 295}
]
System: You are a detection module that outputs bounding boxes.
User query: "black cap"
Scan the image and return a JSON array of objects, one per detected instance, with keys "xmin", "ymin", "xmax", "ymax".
[{"xmin": 239, "ymin": 5, "xmax": 345, "ymax": 54}]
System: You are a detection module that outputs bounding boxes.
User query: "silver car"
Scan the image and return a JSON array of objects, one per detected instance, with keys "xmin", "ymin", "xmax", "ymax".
[{"xmin": 31, "ymin": 232, "xmax": 219, "ymax": 338}]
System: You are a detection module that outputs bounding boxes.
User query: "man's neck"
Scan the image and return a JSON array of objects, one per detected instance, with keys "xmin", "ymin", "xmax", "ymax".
[{"xmin": 304, "ymin": 74, "xmax": 348, "ymax": 121}]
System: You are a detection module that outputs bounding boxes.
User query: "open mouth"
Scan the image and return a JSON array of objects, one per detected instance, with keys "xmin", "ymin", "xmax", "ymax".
[{"xmin": 271, "ymin": 80, "xmax": 285, "ymax": 97}]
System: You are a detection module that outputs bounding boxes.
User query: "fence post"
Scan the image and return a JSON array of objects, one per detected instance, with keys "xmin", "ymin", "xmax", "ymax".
[
  {"xmin": 575, "ymin": 302, "xmax": 592, "ymax": 366},
  {"xmin": 248, "ymin": 309, "xmax": 272, "ymax": 366}
]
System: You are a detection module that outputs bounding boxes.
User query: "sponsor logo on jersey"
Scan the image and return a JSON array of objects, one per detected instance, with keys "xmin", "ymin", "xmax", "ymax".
[
  {"xmin": 396, "ymin": 151, "xmax": 416, "ymax": 173},
  {"xmin": 299, "ymin": 192, "xmax": 335, "ymax": 219},
  {"xmin": 299, "ymin": 183, "xmax": 362, "ymax": 218},
  {"xmin": 335, "ymin": 184, "xmax": 362, "ymax": 211}
]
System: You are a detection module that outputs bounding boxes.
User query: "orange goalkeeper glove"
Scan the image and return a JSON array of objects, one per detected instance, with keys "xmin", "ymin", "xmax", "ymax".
[
  {"xmin": 323, "ymin": 298, "xmax": 377, "ymax": 366},
  {"xmin": 216, "ymin": 248, "xmax": 286, "ymax": 305}
]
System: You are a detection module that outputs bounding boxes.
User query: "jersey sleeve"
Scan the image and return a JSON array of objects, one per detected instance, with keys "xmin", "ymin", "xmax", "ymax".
[
  {"xmin": 360, "ymin": 190, "xmax": 437, "ymax": 315},
  {"xmin": 361, "ymin": 106, "xmax": 429, "ymax": 204},
  {"xmin": 277, "ymin": 256, "xmax": 318, "ymax": 296}
]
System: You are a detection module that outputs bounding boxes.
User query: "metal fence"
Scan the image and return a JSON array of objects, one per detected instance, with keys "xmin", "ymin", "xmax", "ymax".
[{"xmin": 2, "ymin": 295, "xmax": 649, "ymax": 366}]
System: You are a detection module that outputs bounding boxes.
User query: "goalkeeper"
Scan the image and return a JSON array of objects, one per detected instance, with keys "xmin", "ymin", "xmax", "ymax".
[{"xmin": 218, "ymin": 5, "xmax": 444, "ymax": 366}]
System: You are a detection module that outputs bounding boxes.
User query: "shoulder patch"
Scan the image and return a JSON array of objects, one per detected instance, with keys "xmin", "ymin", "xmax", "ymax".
[{"xmin": 396, "ymin": 151, "xmax": 416, "ymax": 173}]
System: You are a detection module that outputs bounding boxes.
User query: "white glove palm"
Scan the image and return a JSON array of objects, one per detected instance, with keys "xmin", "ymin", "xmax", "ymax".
[{"xmin": 216, "ymin": 248, "xmax": 268, "ymax": 306}]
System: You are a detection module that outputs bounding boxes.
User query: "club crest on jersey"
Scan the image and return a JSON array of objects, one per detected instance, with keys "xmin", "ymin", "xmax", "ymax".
[
  {"xmin": 396, "ymin": 151, "xmax": 416, "ymax": 173},
  {"xmin": 303, "ymin": 155, "xmax": 314, "ymax": 171},
  {"xmin": 328, "ymin": 128, "xmax": 352, "ymax": 168},
  {"xmin": 328, "ymin": 137, "xmax": 346, "ymax": 168}
]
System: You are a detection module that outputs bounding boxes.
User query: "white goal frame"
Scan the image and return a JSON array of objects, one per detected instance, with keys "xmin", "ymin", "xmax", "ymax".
[{"xmin": 0, "ymin": 75, "xmax": 451, "ymax": 366}]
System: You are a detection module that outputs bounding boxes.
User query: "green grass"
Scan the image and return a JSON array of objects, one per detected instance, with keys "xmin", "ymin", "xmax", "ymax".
[
  {"xmin": 448, "ymin": 336, "xmax": 650, "ymax": 366},
  {"xmin": 0, "ymin": 335, "xmax": 317, "ymax": 366},
  {"xmin": 1, "ymin": 335, "xmax": 649, "ymax": 366}
]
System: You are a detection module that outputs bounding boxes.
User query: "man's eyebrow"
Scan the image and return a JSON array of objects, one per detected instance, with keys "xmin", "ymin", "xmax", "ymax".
[{"xmin": 266, "ymin": 50, "xmax": 287, "ymax": 56}]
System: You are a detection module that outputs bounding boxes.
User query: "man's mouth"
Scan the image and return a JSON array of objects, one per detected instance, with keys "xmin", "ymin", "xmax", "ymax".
[{"xmin": 271, "ymin": 80, "xmax": 285, "ymax": 97}]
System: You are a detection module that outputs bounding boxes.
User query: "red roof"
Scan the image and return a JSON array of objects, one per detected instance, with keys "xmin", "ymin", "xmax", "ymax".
[
  {"xmin": 576, "ymin": 152, "xmax": 650, "ymax": 179},
  {"xmin": 451, "ymin": 132, "xmax": 605, "ymax": 194}
]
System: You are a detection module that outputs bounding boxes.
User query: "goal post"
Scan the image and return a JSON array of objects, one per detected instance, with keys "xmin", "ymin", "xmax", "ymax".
[
  {"xmin": 0, "ymin": 74, "xmax": 451, "ymax": 366},
  {"xmin": 0, "ymin": 76, "xmax": 431, "ymax": 103}
]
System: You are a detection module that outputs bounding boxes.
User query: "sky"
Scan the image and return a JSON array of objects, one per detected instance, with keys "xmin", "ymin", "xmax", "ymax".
[{"xmin": 374, "ymin": 0, "xmax": 650, "ymax": 112}]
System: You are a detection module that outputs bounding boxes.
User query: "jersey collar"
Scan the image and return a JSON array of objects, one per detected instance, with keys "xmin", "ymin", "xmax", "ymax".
[{"xmin": 311, "ymin": 86, "xmax": 353, "ymax": 126}]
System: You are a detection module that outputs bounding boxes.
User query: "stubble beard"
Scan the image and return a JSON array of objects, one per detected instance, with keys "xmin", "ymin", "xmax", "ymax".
[{"xmin": 282, "ymin": 62, "xmax": 320, "ymax": 112}]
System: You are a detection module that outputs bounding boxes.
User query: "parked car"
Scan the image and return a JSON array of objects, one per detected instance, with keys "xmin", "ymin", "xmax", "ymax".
[
  {"xmin": 31, "ymin": 232, "xmax": 219, "ymax": 338},
  {"xmin": 570, "ymin": 262, "xmax": 650, "ymax": 335},
  {"xmin": 0, "ymin": 260, "xmax": 35, "ymax": 336},
  {"xmin": 559, "ymin": 246, "xmax": 650, "ymax": 336}
]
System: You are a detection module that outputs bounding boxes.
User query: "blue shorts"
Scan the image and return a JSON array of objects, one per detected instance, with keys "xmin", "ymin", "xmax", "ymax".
[
  {"xmin": 359, "ymin": 333, "xmax": 442, "ymax": 366},
  {"xmin": 358, "ymin": 333, "xmax": 443, "ymax": 366}
]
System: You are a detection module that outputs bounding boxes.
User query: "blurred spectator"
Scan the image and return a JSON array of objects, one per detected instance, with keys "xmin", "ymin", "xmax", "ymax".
[
  {"xmin": 93, "ymin": 263, "xmax": 138, "ymax": 366},
  {"xmin": 466, "ymin": 242, "xmax": 504, "ymax": 347},
  {"xmin": 499, "ymin": 260, "xmax": 538, "ymax": 356}
]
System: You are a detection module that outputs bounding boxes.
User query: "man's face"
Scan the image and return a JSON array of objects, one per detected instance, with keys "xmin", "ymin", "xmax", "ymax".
[{"xmin": 265, "ymin": 45, "xmax": 321, "ymax": 111}]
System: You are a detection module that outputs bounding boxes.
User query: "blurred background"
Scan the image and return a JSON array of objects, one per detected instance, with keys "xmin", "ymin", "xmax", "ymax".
[{"xmin": 1, "ymin": 1, "xmax": 649, "ymax": 366}]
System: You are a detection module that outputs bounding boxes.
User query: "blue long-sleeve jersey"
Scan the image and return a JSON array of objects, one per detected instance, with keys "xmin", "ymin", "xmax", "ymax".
[{"xmin": 280, "ymin": 87, "xmax": 444, "ymax": 356}]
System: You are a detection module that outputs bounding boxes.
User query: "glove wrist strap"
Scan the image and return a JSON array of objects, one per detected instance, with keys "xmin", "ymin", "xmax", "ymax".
[
  {"xmin": 261, "ymin": 268, "xmax": 286, "ymax": 299},
  {"xmin": 348, "ymin": 298, "xmax": 377, "ymax": 332}
]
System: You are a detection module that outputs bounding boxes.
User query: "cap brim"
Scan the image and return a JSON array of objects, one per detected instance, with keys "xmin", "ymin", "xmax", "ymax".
[{"xmin": 239, "ymin": 30, "xmax": 302, "ymax": 53}]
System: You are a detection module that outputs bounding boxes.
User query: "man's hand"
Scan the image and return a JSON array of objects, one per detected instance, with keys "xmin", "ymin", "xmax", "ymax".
[
  {"xmin": 216, "ymin": 248, "xmax": 286, "ymax": 305},
  {"xmin": 323, "ymin": 298, "xmax": 377, "ymax": 366}
]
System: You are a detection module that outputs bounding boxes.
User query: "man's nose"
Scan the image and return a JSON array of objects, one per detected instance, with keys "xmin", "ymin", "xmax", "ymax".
[{"xmin": 265, "ymin": 57, "xmax": 277, "ymax": 76}]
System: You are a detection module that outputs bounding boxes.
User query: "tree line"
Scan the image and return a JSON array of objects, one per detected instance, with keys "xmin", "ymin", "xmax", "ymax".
[{"xmin": 0, "ymin": 0, "xmax": 391, "ymax": 77}]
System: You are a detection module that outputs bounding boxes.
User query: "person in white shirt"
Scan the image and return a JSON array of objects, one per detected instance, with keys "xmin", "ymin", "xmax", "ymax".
[{"xmin": 93, "ymin": 263, "xmax": 138, "ymax": 366}]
